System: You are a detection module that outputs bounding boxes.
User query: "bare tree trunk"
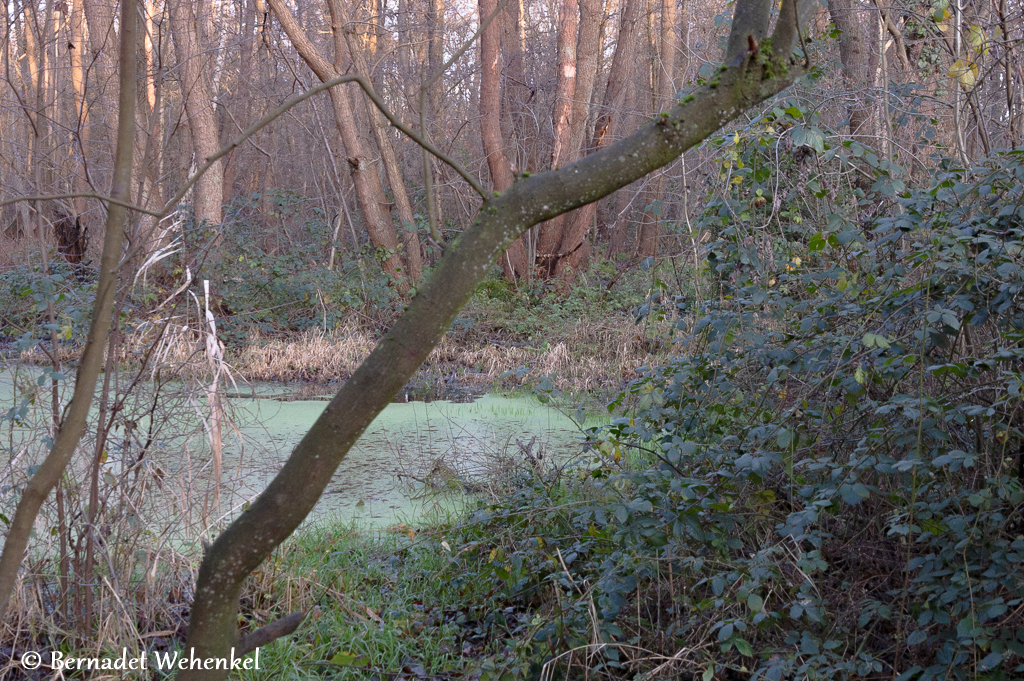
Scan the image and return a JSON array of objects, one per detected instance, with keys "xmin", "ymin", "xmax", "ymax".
[
  {"xmin": 537, "ymin": 0, "xmax": 579, "ymax": 274},
  {"xmin": 220, "ymin": 0, "xmax": 254, "ymax": 205},
  {"xmin": 371, "ymin": 0, "xmax": 383, "ymax": 59},
  {"xmin": 828, "ymin": 0, "xmax": 873, "ymax": 139},
  {"xmin": 569, "ymin": 0, "xmax": 602, "ymax": 160},
  {"xmin": 82, "ymin": 0, "xmax": 120, "ymax": 181},
  {"xmin": 638, "ymin": 0, "xmax": 677, "ymax": 257},
  {"xmin": 267, "ymin": 0, "xmax": 409, "ymax": 290},
  {"xmin": 500, "ymin": 0, "xmax": 538, "ymax": 272},
  {"xmin": 397, "ymin": 0, "xmax": 420, "ymax": 121},
  {"xmin": 33, "ymin": 0, "xmax": 56, "ymax": 199},
  {"xmin": 554, "ymin": 0, "xmax": 605, "ymax": 277},
  {"xmin": 169, "ymin": 0, "xmax": 224, "ymax": 224},
  {"xmin": 501, "ymin": 0, "xmax": 536, "ymax": 173},
  {"xmin": 597, "ymin": 0, "xmax": 643, "ymax": 254},
  {"xmin": 334, "ymin": 0, "xmax": 423, "ymax": 283},
  {"xmin": 427, "ymin": 0, "xmax": 444, "ymax": 132},
  {"xmin": 136, "ymin": 0, "xmax": 168, "ymax": 255},
  {"xmin": 23, "ymin": 1, "xmax": 40, "ymax": 209},
  {"xmin": 425, "ymin": 0, "xmax": 445, "ymax": 235},
  {"xmin": 480, "ymin": 0, "xmax": 529, "ymax": 279}
]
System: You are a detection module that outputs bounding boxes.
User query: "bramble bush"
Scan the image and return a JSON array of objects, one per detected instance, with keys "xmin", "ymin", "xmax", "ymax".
[{"xmin": 440, "ymin": 146, "xmax": 1024, "ymax": 680}]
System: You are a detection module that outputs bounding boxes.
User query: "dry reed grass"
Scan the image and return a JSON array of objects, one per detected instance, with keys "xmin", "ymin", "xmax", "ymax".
[
  {"xmin": 230, "ymin": 316, "xmax": 679, "ymax": 393},
  {"xmin": 0, "ymin": 529, "xmax": 197, "ymax": 670},
  {"xmin": 15, "ymin": 314, "xmax": 678, "ymax": 395}
]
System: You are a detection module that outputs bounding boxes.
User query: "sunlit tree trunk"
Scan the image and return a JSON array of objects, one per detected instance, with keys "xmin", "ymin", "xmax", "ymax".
[
  {"xmin": 136, "ymin": 0, "xmax": 168, "ymax": 255},
  {"xmin": 555, "ymin": 0, "xmax": 606, "ymax": 277},
  {"xmin": 537, "ymin": 0, "xmax": 578, "ymax": 273},
  {"xmin": 267, "ymin": 0, "xmax": 410, "ymax": 290},
  {"xmin": 480, "ymin": 0, "xmax": 529, "ymax": 279},
  {"xmin": 363, "ymin": 0, "xmax": 380, "ymax": 60},
  {"xmin": 169, "ymin": 0, "xmax": 224, "ymax": 224}
]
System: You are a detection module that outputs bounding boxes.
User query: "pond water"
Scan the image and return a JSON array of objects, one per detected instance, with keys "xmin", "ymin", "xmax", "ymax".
[
  {"xmin": 0, "ymin": 369, "xmax": 597, "ymax": 533},
  {"xmin": 220, "ymin": 387, "xmax": 594, "ymax": 527}
]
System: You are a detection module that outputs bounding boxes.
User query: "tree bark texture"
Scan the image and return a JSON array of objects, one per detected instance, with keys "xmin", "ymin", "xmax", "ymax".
[
  {"xmin": 480, "ymin": 0, "xmax": 529, "ymax": 279},
  {"xmin": 828, "ymin": 0, "xmax": 874, "ymax": 138},
  {"xmin": 267, "ymin": 0, "xmax": 410, "ymax": 290},
  {"xmin": 638, "ymin": 0, "xmax": 678, "ymax": 257},
  {"xmin": 552, "ymin": 0, "xmax": 604, "ymax": 277},
  {"xmin": 425, "ymin": 0, "xmax": 446, "ymax": 234},
  {"xmin": 594, "ymin": 0, "xmax": 642, "ymax": 253},
  {"xmin": 537, "ymin": 0, "xmax": 579, "ymax": 270},
  {"xmin": 169, "ymin": 0, "xmax": 224, "ymax": 224},
  {"xmin": 501, "ymin": 0, "xmax": 537, "ymax": 174},
  {"xmin": 82, "ymin": 0, "xmax": 120, "ymax": 168},
  {"xmin": 334, "ymin": 0, "xmax": 424, "ymax": 283}
]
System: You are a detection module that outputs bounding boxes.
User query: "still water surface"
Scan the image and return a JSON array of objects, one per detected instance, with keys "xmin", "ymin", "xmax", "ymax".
[{"xmin": 1, "ymin": 371, "xmax": 594, "ymax": 531}]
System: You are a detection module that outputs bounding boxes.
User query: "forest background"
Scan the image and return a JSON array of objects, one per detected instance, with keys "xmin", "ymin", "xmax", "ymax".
[{"xmin": 1, "ymin": 0, "xmax": 1024, "ymax": 677}]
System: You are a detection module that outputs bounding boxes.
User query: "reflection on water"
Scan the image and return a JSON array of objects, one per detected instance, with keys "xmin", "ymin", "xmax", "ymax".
[{"xmin": 0, "ymin": 370, "xmax": 594, "ymax": 534}]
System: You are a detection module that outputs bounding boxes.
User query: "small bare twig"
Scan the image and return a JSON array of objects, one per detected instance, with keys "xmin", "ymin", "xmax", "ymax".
[
  {"xmin": 236, "ymin": 609, "xmax": 309, "ymax": 655},
  {"xmin": 0, "ymin": 192, "xmax": 161, "ymax": 216}
]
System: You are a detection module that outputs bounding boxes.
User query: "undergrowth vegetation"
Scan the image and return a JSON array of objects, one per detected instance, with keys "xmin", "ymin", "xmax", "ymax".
[
  {"xmin": 5, "ymin": 101, "xmax": 1024, "ymax": 681},
  {"xmin": 426, "ymin": 149, "xmax": 1024, "ymax": 679},
  {"xmin": 2, "ymin": 207, "xmax": 672, "ymax": 398},
  {"xmin": 243, "ymin": 149, "xmax": 1024, "ymax": 680}
]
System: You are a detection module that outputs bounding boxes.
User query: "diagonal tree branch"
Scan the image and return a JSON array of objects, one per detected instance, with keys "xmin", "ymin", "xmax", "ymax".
[
  {"xmin": 176, "ymin": 0, "xmax": 814, "ymax": 675},
  {"xmin": 0, "ymin": 193, "xmax": 161, "ymax": 216}
]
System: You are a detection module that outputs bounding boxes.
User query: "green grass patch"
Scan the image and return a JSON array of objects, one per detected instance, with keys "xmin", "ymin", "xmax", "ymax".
[{"xmin": 227, "ymin": 521, "xmax": 537, "ymax": 680}]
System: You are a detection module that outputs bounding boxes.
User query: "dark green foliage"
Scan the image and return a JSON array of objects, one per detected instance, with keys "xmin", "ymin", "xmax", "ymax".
[
  {"xmin": 432, "ymin": 150, "xmax": 1024, "ymax": 680},
  {"xmin": 192, "ymin": 207, "xmax": 398, "ymax": 343},
  {"xmin": 0, "ymin": 255, "xmax": 95, "ymax": 348}
]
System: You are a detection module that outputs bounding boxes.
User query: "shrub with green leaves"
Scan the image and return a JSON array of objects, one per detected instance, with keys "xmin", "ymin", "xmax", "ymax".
[{"xmin": 447, "ymin": 149, "xmax": 1024, "ymax": 680}]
